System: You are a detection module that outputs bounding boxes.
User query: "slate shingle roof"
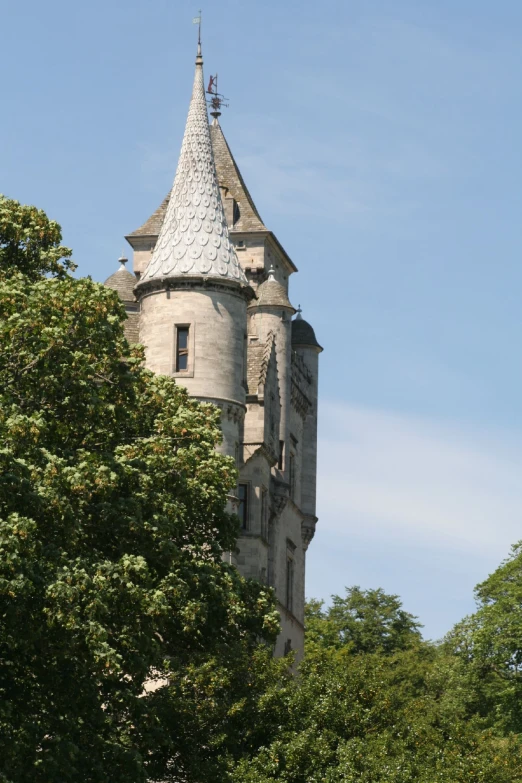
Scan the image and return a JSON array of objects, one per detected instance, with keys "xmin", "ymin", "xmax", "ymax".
[
  {"xmin": 138, "ymin": 48, "xmax": 246, "ymax": 285},
  {"xmin": 104, "ymin": 266, "xmax": 137, "ymax": 302},
  {"xmin": 291, "ymin": 317, "xmax": 322, "ymax": 350},
  {"xmin": 209, "ymin": 120, "xmax": 266, "ymax": 232},
  {"xmin": 126, "ymin": 120, "xmax": 268, "ymax": 241},
  {"xmin": 128, "ymin": 195, "xmax": 170, "ymax": 237},
  {"xmin": 103, "ymin": 265, "xmax": 140, "ymax": 344},
  {"xmin": 248, "ymin": 278, "xmax": 295, "ymax": 310}
]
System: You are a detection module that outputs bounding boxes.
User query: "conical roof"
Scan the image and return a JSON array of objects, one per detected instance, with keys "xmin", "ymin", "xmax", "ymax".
[
  {"xmin": 248, "ymin": 267, "xmax": 294, "ymax": 310},
  {"xmin": 104, "ymin": 259, "xmax": 136, "ymax": 302},
  {"xmin": 139, "ymin": 46, "xmax": 246, "ymax": 285}
]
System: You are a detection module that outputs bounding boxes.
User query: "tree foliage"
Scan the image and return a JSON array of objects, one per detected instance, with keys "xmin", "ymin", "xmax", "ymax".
[
  {"xmin": 445, "ymin": 541, "xmax": 522, "ymax": 734},
  {"xmin": 0, "ymin": 198, "xmax": 279, "ymax": 783},
  {"xmin": 3, "ymin": 196, "xmax": 522, "ymax": 783},
  {"xmin": 306, "ymin": 587, "xmax": 423, "ymax": 655},
  {"xmin": 0, "ymin": 195, "xmax": 75, "ymax": 280},
  {"xmin": 232, "ymin": 589, "xmax": 522, "ymax": 783}
]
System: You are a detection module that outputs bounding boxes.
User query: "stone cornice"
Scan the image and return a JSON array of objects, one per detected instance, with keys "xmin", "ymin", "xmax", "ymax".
[{"xmin": 135, "ymin": 275, "xmax": 254, "ymax": 303}]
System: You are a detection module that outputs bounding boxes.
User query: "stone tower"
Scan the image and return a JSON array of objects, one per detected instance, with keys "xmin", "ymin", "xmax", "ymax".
[{"xmin": 105, "ymin": 41, "xmax": 322, "ymax": 660}]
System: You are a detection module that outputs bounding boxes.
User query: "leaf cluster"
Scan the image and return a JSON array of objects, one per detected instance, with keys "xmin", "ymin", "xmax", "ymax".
[{"xmin": 0, "ymin": 199, "xmax": 280, "ymax": 782}]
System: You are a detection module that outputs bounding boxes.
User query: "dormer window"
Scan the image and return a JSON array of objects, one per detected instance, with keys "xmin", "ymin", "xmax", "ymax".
[{"xmin": 236, "ymin": 240, "xmax": 245, "ymax": 249}]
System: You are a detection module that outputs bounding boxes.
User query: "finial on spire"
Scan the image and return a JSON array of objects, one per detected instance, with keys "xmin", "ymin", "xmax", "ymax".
[
  {"xmin": 267, "ymin": 265, "xmax": 276, "ymax": 282},
  {"xmin": 193, "ymin": 11, "xmax": 202, "ymax": 60},
  {"xmin": 296, "ymin": 304, "xmax": 303, "ymax": 320},
  {"xmin": 118, "ymin": 252, "xmax": 129, "ymax": 271}
]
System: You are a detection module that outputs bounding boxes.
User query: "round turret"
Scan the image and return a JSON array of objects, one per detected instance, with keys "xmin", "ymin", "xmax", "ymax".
[
  {"xmin": 133, "ymin": 43, "xmax": 249, "ymax": 459},
  {"xmin": 103, "ymin": 256, "xmax": 136, "ymax": 303},
  {"xmin": 248, "ymin": 267, "xmax": 295, "ymax": 312},
  {"xmin": 291, "ymin": 307, "xmax": 322, "ymax": 351},
  {"xmin": 103, "ymin": 256, "xmax": 139, "ymax": 344}
]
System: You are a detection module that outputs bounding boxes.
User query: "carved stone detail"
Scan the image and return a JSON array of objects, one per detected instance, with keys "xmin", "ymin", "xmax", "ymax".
[
  {"xmin": 301, "ymin": 515, "xmax": 317, "ymax": 551},
  {"xmin": 270, "ymin": 476, "xmax": 289, "ymax": 519}
]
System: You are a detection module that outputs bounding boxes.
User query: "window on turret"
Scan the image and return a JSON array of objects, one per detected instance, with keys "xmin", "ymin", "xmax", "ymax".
[
  {"xmin": 286, "ymin": 539, "xmax": 296, "ymax": 614},
  {"xmin": 176, "ymin": 327, "xmax": 189, "ymax": 371},
  {"xmin": 286, "ymin": 556, "xmax": 294, "ymax": 613},
  {"xmin": 238, "ymin": 484, "xmax": 249, "ymax": 530},
  {"xmin": 261, "ymin": 488, "xmax": 268, "ymax": 540},
  {"xmin": 289, "ymin": 453, "xmax": 296, "ymax": 500}
]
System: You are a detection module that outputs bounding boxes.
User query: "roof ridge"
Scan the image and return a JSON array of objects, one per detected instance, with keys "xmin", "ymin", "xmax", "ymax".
[
  {"xmin": 209, "ymin": 120, "xmax": 266, "ymax": 232},
  {"xmin": 127, "ymin": 195, "xmax": 170, "ymax": 238}
]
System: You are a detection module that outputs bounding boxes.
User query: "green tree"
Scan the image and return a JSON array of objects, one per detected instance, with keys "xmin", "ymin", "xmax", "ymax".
[
  {"xmin": 306, "ymin": 586, "xmax": 423, "ymax": 655},
  {"xmin": 232, "ymin": 648, "xmax": 522, "ymax": 783},
  {"xmin": 232, "ymin": 588, "xmax": 522, "ymax": 783},
  {"xmin": 0, "ymin": 198, "xmax": 280, "ymax": 783},
  {"xmin": 0, "ymin": 195, "xmax": 75, "ymax": 279},
  {"xmin": 446, "ymin": 541, "xmax": 522, "ymax": 734}
]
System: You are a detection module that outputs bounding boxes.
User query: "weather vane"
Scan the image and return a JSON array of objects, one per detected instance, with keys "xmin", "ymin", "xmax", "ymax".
[
  {"xmin": 207, "ymin": 74, "xmax": 229, "ymax": 119},
  {"xmin": 192, "ymin": 10, "xmax": 202, "ymax": 45}
]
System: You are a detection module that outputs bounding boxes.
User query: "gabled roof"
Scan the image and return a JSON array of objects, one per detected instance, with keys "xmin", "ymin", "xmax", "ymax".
[
  {"xmin": 209, "ymin": 119, "xmax": 266, "ymax": 232},
  {"xmin": 137, "ymin": 45, "xmax": 247, "ymax": 286},
  {"xmin": 127, "ymin": 195, "xmax": 170, "ymax": 238}
]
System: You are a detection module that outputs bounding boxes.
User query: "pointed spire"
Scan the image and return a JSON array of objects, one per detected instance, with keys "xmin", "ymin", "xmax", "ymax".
[
  {"xmin": 295, "ymin": 305, "xmax": 303, "ymax": 320},
  {"xmin": 139, "ymin": 39, "xmax": 247, "ymax": 285}
]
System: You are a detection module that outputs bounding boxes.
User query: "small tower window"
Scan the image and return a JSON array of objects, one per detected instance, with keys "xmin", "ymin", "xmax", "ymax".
[
  {"xmin": 238, "ymin": 483, "xmax": 249, "ymax": 530},
  {"xmin": 261, "ymin": 487, "xmax": 268, "ymax": 540},
  {"xmin": 176, "ymin": 327, "xmax": 189, "ymax": 371},
  {"xmin": 278, "ymin": 441, "xmax": 284, "ymax": 471},
  {"xmin": 286, "ymin": 556, "xmax": 294, "ymax": 612},
  {"xmin": 286, "ymin": 539, "xmax": 296, "ymax": 614},
  {"xmin": 289, "ymin": 453, "xmax": 296, "ymax": 500}
]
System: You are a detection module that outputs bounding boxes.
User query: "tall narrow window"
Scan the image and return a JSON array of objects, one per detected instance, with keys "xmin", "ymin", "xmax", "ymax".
[
  {"xmin": 289, "ymin": 453, "xmax": 295, "ymax": 500},
  {"xmin": 286, "ymin": 556, "xmax": 294, "ymax": 613},
  {"xmin": 278, "ymin": 441, "xmax": 284, "ymax": 471},
  {"xmin": 261, "ymin": 488, "xmax": 268, "ymax": 540},
  {"xmin": 238, "ymin": 484, "xmax": 249, "ymax": 530},
  {"xmin": 176, "ymin": 327, "xmax": 189, "ymax": 371}
]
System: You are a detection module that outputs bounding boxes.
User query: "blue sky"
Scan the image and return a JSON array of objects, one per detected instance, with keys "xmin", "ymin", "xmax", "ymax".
[{"xmin": 4, "ymin": 0, "xmax": 522, "ymax": 639}]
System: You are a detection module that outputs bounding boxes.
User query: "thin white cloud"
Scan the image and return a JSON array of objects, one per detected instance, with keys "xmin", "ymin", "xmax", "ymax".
[{"xmin": 318, "ymin": 402, "xmax": 522, "ymax": 558}]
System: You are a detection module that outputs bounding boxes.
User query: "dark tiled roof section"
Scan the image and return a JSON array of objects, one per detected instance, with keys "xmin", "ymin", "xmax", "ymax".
[
  {"xmin": 209, "ymin": 121, "xmax": 266, "ymax": 232},
  {"xmin": 292, "ymin": 318, "xmax": 323, "ymax": 350},
  {"xmin": 248, "ymin": 278, "xmax": 295, "ymax": 310},
  {"xmin": 128, "ymin": 195, "xmax": 170, "ymax": 237},
  {"xmin": 123, "ymin": 311, "xmax": 140, "ymax": 344},
  {"xmin": 103, "ymin": 268, "xmax": 137, "ymax": 302}
]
